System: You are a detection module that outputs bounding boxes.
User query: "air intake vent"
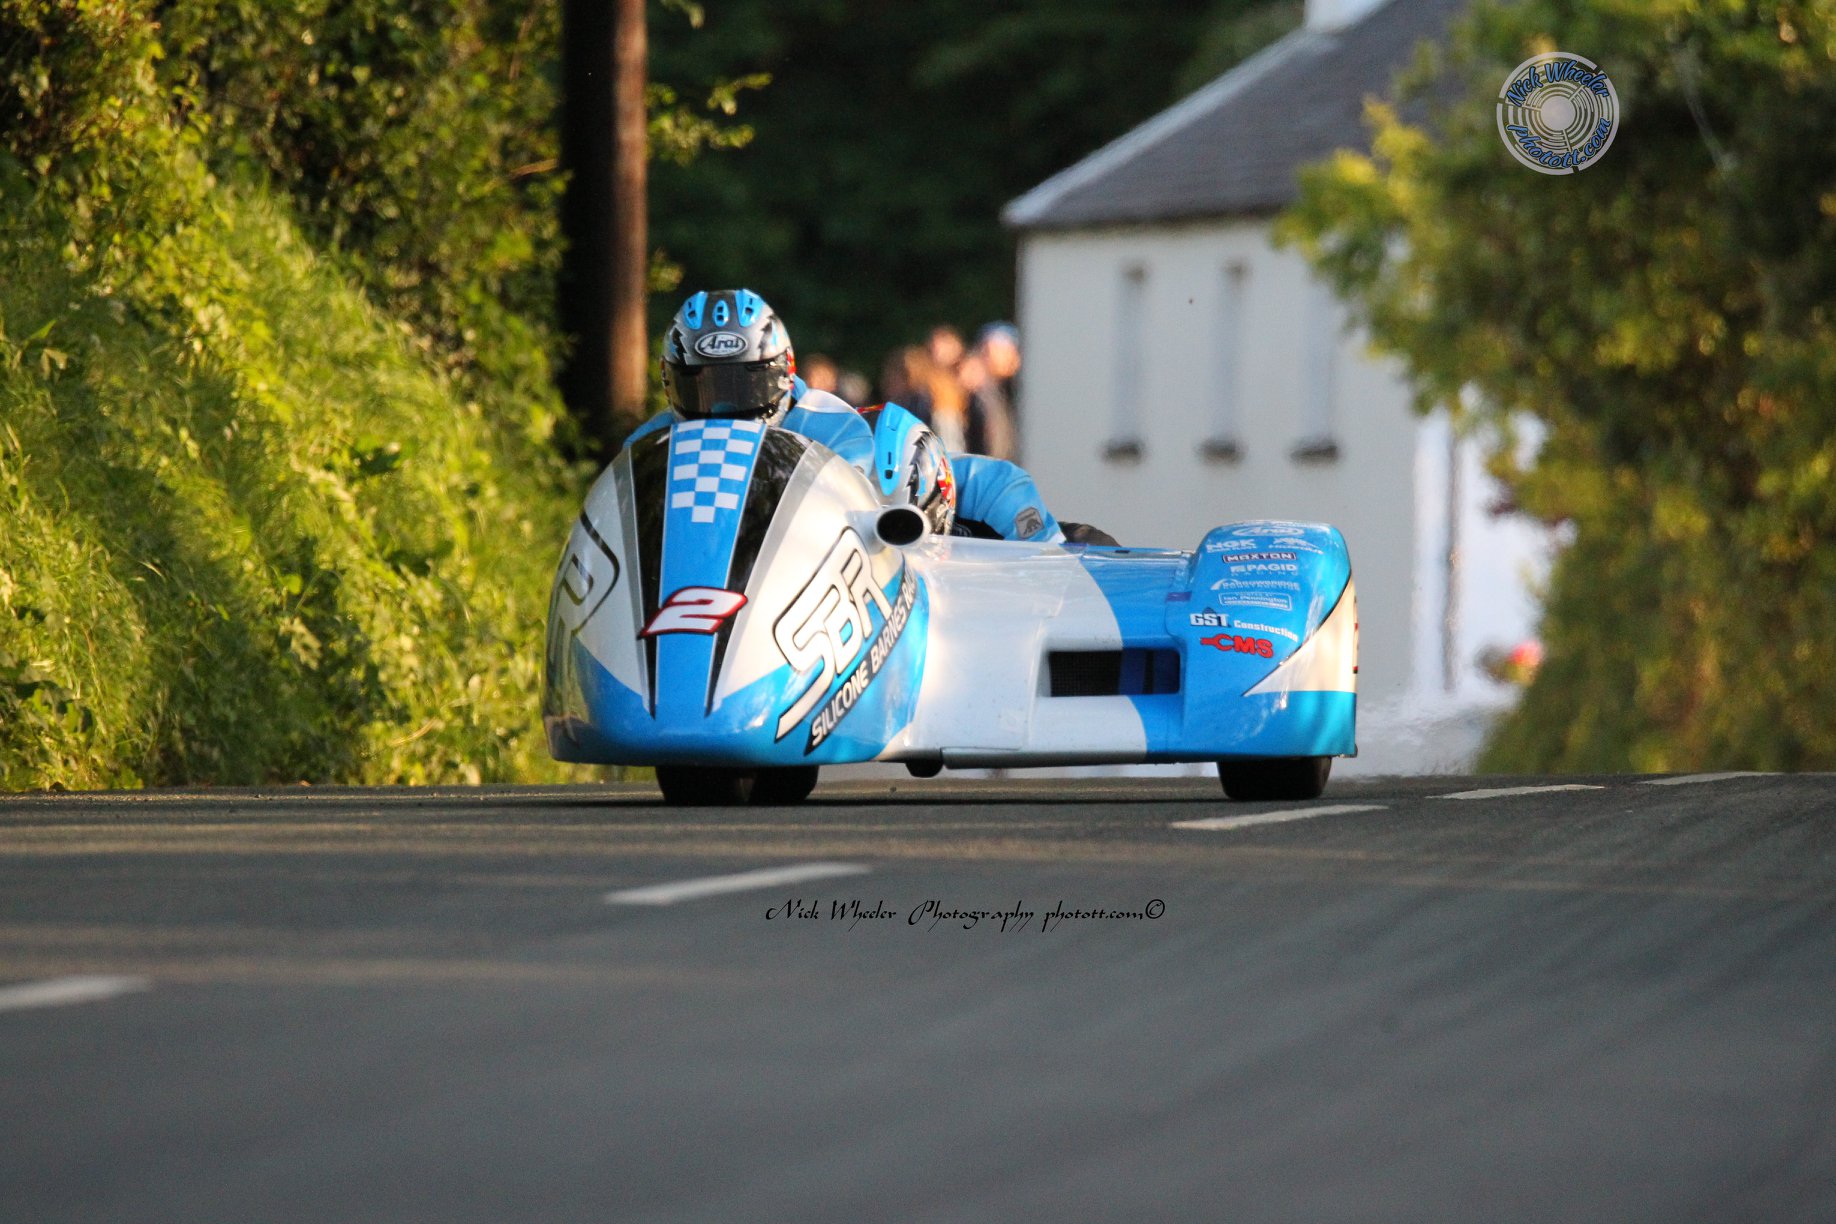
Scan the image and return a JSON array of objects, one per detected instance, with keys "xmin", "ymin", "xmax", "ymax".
[{"xmin": 1048, "ymin": 649, "xmax": 1181, "ymax": 697}]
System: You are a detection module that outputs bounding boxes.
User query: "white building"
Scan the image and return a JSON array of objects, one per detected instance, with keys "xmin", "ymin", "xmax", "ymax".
[{"xmin": 1003, "ymin": 0, "xmax": 1547, "ymax": 772}]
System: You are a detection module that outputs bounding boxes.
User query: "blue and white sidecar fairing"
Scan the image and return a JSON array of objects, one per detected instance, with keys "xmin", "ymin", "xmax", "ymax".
[{"xmin": 543, "ymin": 418, "xmax": 1356, "ymax": 802}]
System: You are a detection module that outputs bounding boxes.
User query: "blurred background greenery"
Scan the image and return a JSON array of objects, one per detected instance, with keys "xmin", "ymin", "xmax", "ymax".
[
  {"xmin": 0, "ymin": 0, "xmax": 1290, "ymax": 786},
  {"xmin": 2, "ymin": 0, "xmax": 1832, "ymax": 785},
  {"xmin": 1283, "ymin": 0, "xmax": 1836, "ymax": 771}
]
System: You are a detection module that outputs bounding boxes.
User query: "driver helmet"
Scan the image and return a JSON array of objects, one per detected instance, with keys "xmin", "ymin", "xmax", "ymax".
[
  {"xmin": 660, "ymin": 289, "xmax": 795, "ymax": 423},
  {"xmin": 863, "ymin": 404, "xmax": 956, "ymax": 536}
]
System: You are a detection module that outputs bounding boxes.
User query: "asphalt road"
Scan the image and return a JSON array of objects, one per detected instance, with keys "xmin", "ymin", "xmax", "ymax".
[{"xmin": 2, "ymin": 772, "xmax": 1834, "ymax": 1223}]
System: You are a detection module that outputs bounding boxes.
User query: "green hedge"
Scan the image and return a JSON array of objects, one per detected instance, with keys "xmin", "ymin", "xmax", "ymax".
[{"xmin": 0, "ymin": 1, "xmax": 582, "ymax": 787}]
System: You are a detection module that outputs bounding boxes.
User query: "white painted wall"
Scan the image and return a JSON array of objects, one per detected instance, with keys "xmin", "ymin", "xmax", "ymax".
[
  {"xmin": 1016, "ymin": 220, "xmax": 1419, "ymax": 698},
  {"xmin": 1015, "ymin": 218, "xmax": 1552, "ymax": 735}
]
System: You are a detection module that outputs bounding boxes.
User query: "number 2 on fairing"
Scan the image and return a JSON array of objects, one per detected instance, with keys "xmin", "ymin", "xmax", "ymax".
[{"xmin": 640, "ymin": 587, "xmax": 747, "ymax": 636}]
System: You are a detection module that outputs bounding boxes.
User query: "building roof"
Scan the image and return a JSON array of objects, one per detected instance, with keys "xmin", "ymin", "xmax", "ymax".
[{"xmin": 1003, "ymin": 0, "xmax": 1466, "ymax": 231}]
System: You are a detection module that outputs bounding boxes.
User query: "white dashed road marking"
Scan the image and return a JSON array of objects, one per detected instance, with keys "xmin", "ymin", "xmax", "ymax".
[
  {"xmin": 1640, "ymin": 772, "xmax": 1767, "ymax": 786},
  {"xmin": 606, "ymin": 862, "xmax": 871, "ymax": 906},
  {"xmin": 1173, "ymin": 804, "xmax": 1388, "ymax": 831},
  {"xmin": 1433, "ymin": 784, "xmax": 1605, "ymax": 800},
  {"xmin": 0, "ymin": 975, "xmax": 150, "ymax": 1014}
]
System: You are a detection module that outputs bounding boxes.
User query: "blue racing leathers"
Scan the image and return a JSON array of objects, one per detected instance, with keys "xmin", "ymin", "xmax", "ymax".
[
  {"xmin": 625, "ymin": 379, "xmax": 1060, "ymax": 543},
  {"xmin": 948, "ymin": 453, "xmax": 1063, "ymax": 544}
]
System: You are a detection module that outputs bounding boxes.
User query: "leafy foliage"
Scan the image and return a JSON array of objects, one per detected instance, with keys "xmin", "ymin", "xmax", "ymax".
[
  {"xmin": 1280, "ymin": 0, "xmax": 1836, "ymax": 770},
  {"xmin": 0, "ymin": 0, "xmax": 577, "ymax": 787},
  {"xmin": 155, "ymin": 0, "xmax": 567, "ymax": 428},
  {"xmin": 649, "ymin": 0, "xmax": 1297, "ymax": 372}
]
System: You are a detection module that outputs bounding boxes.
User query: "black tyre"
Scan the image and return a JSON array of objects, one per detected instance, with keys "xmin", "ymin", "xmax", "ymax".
[
  {"xmin": 750, "ymin": 765, "xmax": 820, "ymax": 805},
  {"xmin": 1217, "ymin": 756, "xmax": 1332, "ymax": 801},
  {"xmin": 655, "ymin": 765, "xmax": 755, "ymax": 806},
  {"xmin": 1061, "ymin": 521, "xmax": 1120, "ymax": 546}
]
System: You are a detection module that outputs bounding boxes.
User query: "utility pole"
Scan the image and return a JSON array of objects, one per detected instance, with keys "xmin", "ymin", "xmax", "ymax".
[{"xmin": 559, "ymin": 0, "xmax": 649, "ymax": 457}]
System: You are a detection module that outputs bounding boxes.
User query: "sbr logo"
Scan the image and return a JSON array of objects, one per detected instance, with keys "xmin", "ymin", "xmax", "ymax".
[{"xmin": 773, "ymin": 530, "xmax": 892, "ymax": 740}]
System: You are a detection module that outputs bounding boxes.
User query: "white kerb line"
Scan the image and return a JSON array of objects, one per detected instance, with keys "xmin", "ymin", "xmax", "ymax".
[
  {"xmin": 1640, "ymin": 772, "xmax": 1767, "ymax": 786},
  {"xmin": 606, "ymin": 862, "xmax": 871, "ymax": 906},
  {"xmin": 1173, "ymin": 804, "xmax": 1388, "ymax": 831},
  {"xmin": 1432, "ymin": 784, "xmax": 1605, "ymax": 800},
  {"xmin": 0, "ymin": 975, "xmax": 151, "ymax": 1014}
]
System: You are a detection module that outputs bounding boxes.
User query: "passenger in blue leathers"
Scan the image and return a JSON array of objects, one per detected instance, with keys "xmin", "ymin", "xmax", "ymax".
[{"xmin": 629, "ymin": 288, "xmax": 1080, "ymax": 544}]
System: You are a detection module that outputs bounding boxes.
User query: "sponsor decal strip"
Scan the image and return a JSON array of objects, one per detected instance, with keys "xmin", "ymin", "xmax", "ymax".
[
  {"xmin": 807, "ymin": 567, "xmax": 918, "ymax": 753},
  {"xmin": 1219, "ymin": 592, "xmax": 1294, "ymax": 611}
]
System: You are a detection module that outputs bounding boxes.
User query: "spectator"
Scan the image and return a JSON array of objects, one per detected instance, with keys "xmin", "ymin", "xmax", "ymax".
[
  {"xmin": 927, "ymin": 324, "xmax": 966, "ymax": 374},
  {"xmin": 880, "ymin": 347, "xmax": 927, "ymax": 421},
  {"xmin": 913, "ymin": 346, "xmax": 969, "ymax": 453},
  {"xmin": 801, "ymin": 353, "xmax": 843, "ymax": 399},
  {"xmin": 968, "ymin": 322, "xmax": 1022, "ymax": 460},
  {"xmin": 836, "ymin": 368, "xmax": 872, "ymax": 407},
  {"xmin": 883, "ymin": 345, "xmax": 969, "ymax": 452}
]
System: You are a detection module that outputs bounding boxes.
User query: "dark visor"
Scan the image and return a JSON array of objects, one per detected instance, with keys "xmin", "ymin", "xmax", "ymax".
[{"xmin": 673, "ymin": 360, "xmax": 782, "ymax": 419}]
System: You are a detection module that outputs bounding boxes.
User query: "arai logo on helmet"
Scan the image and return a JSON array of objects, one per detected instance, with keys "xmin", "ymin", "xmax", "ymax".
[{"xmin": 693, "ymin": 331, "xmax": 749, "ymax": 358}]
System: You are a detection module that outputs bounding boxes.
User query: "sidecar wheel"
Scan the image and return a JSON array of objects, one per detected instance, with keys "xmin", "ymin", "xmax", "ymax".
[
  {"xmin": 1217, "ymin": 756, "xmax": 1331, "ymax": 801},
  {"xmin": 655, "ymin": 766, "xmax": 755, "ymax": 806},
  {"xmin": 751, "ymin": 766, "xmax": 820, "ymax": 805}
]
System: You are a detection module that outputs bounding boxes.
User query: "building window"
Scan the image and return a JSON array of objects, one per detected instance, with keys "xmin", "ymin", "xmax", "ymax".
[
  {"xmin": 1104, "ymin": 264, "xmax": 1146, "ymax": 463},
  {"xmin": 1291, "ymin": 275, "xmax": 1340, "ymax": 464},
  {"xmin": 1199, "ymin": 261, "xmax": 1248, "ymax": 465}
]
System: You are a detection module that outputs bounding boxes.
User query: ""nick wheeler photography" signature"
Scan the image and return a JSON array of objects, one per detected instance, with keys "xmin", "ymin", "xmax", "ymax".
[{"xmin": 764, "ymin": 898, "xmax": 1166, "ymax": 932}]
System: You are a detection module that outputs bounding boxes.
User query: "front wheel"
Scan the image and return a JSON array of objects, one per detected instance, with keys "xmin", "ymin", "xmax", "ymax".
[
  {"xmin": 1217, "ymin": 756, "xmax": 1331, "ymax": 801},
  {"xmin": 751, "ymin": 766, "xmax": 820, "ymax": 805},
  {"xmin": 655, "ymin": 765, "xmax": 754, "ymax": 806}
]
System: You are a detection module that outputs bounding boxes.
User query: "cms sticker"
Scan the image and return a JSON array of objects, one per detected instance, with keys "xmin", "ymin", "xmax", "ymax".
[
  {"xmin": 693, "ymin": 331, "xmax": 748, "ymax": 358},
  {"xmin": 1200, "ymin": 633, "xmax": 1274, "ymax": 659}
]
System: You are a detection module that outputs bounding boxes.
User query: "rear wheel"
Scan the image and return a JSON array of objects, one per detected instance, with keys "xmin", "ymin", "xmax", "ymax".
[
  {"xmin": 751, "ymin": 766, "xmax": 820, "ymax": 805},
  {"xmin": 655, "ymin": 766, "xmax": 755, "ymax": 806},
  {"xmin": 1217, "ymin": 756, "xmax": 1332, "ymax": 801}
]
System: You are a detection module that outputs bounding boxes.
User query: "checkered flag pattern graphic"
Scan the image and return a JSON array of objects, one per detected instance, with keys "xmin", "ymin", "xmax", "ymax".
[{"xmin": 669, "ymin": 420, "xmax": 763, "ymax": 524}]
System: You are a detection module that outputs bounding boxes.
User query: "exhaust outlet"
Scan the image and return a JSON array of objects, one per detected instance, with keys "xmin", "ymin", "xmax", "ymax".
[{"xmin": 876, "ymin": 505, "xmax": 928, "ymax": 547}]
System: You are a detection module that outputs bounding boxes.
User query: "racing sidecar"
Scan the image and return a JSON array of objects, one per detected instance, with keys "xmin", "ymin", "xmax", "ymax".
[{"xmin": 543, "ymin": 417, "xmax": 1357, "ymax": 803}]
